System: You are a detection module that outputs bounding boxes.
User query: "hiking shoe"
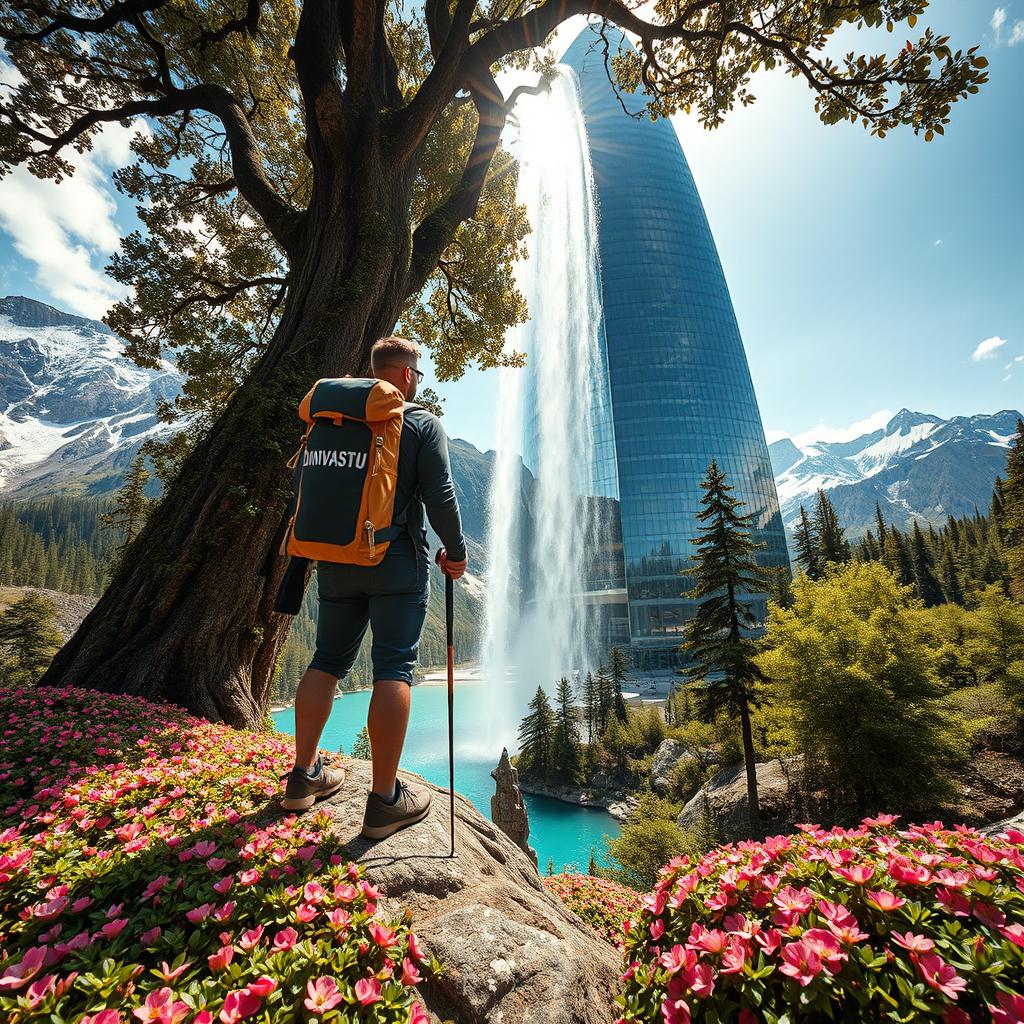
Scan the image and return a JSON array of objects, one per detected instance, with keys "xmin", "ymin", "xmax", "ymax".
[
  {"xmin": 281, "ymin": 761, "xmax": 346, "ymax": 811},
  {"xmin": 361, "ymin": 779, "xmax": 432, "ymax": 840}
]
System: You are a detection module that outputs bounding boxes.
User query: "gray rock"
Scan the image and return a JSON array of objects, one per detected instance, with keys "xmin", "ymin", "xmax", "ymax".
[
  {"xmin": 677, "ymin": 756, "xmax": 804, "ymax": 841},
  {"xmin": 649, "ymin": 738, "xmax": 691, "ymax": 797},
  {"xmin": 320, "ymin": 759, "xmax": 619, "ymax": 1024},
  {"xmin": 490, "ymin": 747, "xmax": 537, "ymax": 869}
]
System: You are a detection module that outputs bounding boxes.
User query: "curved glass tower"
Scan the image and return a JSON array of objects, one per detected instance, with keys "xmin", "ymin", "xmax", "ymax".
[{"xmin": 561, "ymin": 26, "xmax": 789, "ymax": 672}]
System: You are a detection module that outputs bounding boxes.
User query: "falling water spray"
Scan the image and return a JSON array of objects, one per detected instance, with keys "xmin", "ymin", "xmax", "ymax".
[{"xmin": 482, "ymin": 66, "xmax": 611, "ymax": 753}]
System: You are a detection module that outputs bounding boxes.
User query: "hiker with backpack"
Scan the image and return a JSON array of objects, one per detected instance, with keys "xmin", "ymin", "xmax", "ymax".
[{"xmin": 276, "ymin": 336, "xmax": 467, "ymax": 840}]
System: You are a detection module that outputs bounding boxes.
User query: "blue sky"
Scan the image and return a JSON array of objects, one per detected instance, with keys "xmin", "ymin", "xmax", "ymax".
[{"xmin": 1, "ymin": 1, "xmax": 1021, "ymax": 452}]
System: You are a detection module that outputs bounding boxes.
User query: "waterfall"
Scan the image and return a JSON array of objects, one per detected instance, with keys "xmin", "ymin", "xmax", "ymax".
[{"xmin": 482, "ymin": 66, "xmax": 609, "ymax": 753}]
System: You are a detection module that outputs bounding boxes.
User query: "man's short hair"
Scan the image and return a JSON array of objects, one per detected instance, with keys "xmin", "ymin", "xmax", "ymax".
[{"xmin": 370, "ymin": 336, "xmax": 420, "ymax": 371}]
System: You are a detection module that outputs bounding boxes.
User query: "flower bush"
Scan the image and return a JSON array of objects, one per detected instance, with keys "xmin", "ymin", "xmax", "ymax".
[
  {"xmin": 617, "ymin": 817, "xmax": 1024, "ymax": 1023},
  {"xmin": 0, "ymin": 685, "xmax": 435, "ymax": 1023},
  {"xmin": 543, "ymin": 872, "xmax": 642, "ymax": 947}
]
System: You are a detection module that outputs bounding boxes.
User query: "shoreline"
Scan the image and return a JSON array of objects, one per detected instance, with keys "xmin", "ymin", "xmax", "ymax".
[{"xmin": 518, "ymin": 778, "xmax": 637, "ymax": 823}]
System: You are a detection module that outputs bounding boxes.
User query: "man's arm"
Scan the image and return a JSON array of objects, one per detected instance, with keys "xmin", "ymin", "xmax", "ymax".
[{"xmin": 416, "ymin": 414, "xmax": 467, "ymax": 564}]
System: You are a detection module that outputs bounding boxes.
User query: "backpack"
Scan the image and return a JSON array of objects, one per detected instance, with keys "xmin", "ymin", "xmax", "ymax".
[{"xmin": 280, "ymin": 377, "xmax": 406, "ymax": 565}]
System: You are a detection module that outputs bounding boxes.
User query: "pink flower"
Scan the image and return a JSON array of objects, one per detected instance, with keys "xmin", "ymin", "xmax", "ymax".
[
  {"xmin": 661, "ymin": 998, "xmax": 691, "ymax": 1024},
  {"xmin": 773, "ymin": 886, "xmax": 815, "ymax": 915},
  {"xmin": 304, "ymin": 881, "xmax": 326, "ymax": 903},
  {"xmin": 935, "ymin": 887, "xmax": 971, "ymax": 917},
  {"xmin": 892, "ymin": 932, "xmax": 936, "ymax": 955},
  {"xmin": 916, "ymin": 953, "xmax": 967, "ymax": 1000},
  {"xmin": 272, "ymin": 926, "xmax": 298, "ymax": 951},
  {"xmin": 213, "ymin": 877, "xmax": 233, "ymax": 895},
  {"xmin": 186, "ymin": 903, "xmax": 214, "ymax": 924},
  {"xmin": 1001, "ymin": 923, "xmax": 1024, "ymax": 948},
  {"xmin": 688, "ymin": 962, "xmax": 715, "ymax": 999},
  {"xmin": 133, "ymin": 987, "xmax": 190, "ymax": 1023},
  {"xmin": 688, "ymin": 924, "xmax": 728, "ymax": 954},
  {"xmin": 866, "ymin": 889, "xmax": 905, "ymax": 911},
  {"xmin": 991, "ymin": 991, "xmax": 1024, "ymax": 1024},
  {"xmin": 304, "ymin": 977, "xmax": 343, "ymax": 1014},
  {"xmin": 219, "ymin": 988, "xmax": 262, "ymax": 1024},
  {"xmin": 208, "ymin": 945, "xmax": 234, "ymax": 972},
  {"xmin": 0, "ymin": 945, "xmax": 47, "ymax": 991},
  {"xmin": 140, "ymin": 927, "xmax": 162, "ymax": 947},
  {"xmin": 101, "ymin": 918, "xmax": 128, "ymax": 940},
  {"xmin": 834, "ymin": 863, "xmax": 874, "ymax": 885},
  {"xmin": 863, "ymin": 813, "xmax": 900, "ymax": 827},
  {"xmin": 755, "ymin": 929, "xmax": 782, "ymax": 955},
  {"xmin": 239, "ymin": 925, "xmax": 264, "ymax": 950},
  {"xmin": 238, "ymin": 869, "xmax": 260, "ymax": 886},
  {"xmin": 82, "ymin": 1012, "xmax": 122, "ymax": 1024},
  {"xmin": 295, "ymin": 902, "xmax": 318, "ymax": 923},
  {"xmin": 658, "ymin": 945, "xmax": 695, "ymax": 975},
  {"xmin": 156, "ymin": 961, "xmax": 192, "ymax": 983},
  {"xmin": 650, "ymin": 917, "xmax": 665, "ymax": 940},
  {"xmin": 327, "ymin": 908, "xmax": 351, "ymax": 931},
  {"xmin": 779, "ymin": 938, "xmax": 824, "ymax": 986},
  {"xmin": 720, "ymin": 937, "xmax": 747, "ymax": 975},
  {"xmin": 368, "ymin": 921, "xmax": 398, "ymax": 949},
  {"xmin": 402, "ymin": 957, "xmax": 423, "ymax": 985},
  {"xmin": 410, "ymin": 1004, "xmax": 430, "ymax": 1024},
  {"xmin": 25, "ymin": 975, "xmax": 56, "ymax": 1009},
  {"xmin": 354, "ymin": 977, "xmax": 381, "ymax": 1006},
  {"xmin": 973, "ymin": 902, "xmax": 1006, "ymax": 929},
  {"xmin": 246, "ymin": 977, "xmax": 276, "ymax": 998}
]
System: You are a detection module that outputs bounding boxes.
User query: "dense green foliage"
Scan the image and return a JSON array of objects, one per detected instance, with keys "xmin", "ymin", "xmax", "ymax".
[
  {"xmin": 0, "ymin": 497, "xmax": 113, "ymax": 595},
  {"xmin": 98, "ymin": 453, "xmax": 152, "ymax": 580},
  {"xmin": 0, "ymin": 592, "xmax": 62, "ymax": 687},
  {"xmin": 758, "ymin": 562, "xmax": 968, "ymax": 816}
]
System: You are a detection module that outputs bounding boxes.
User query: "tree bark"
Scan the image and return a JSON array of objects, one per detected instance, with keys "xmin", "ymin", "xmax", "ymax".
[
  {"xmin": 738, "ymin": 697, "xmax": 761, "ymax": 836},
  {"xmin": 40, "ymin": 166, "xmax": 415, "ymax": 729}
]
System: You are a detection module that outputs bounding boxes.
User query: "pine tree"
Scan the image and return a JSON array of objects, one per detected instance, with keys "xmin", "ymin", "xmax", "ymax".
[
  {"xmin": 518, "ymin": 686, "xmax": 556, "ymax": 782},
  {"xmin": 0, "ymin": 593, "xmax": 63, "ymax": 687},
  {"xmin": 875, "ymin": 503, "xmax": 888, "ymax": 548},
  {"xmin": 681, "ymin": 460, "xmax": 770, "ymax": 834},
  {"xmin": 884, "ymin": 528, "xmax": 915, "ymax": 587},
  {"xmin": 351, "ymin": 727, "xmax": 372, "ymax": 760},
  {"xmin": 608, "ymin": 647, "xmax": 630, "ymax": 723},
  {"xmin": 581, "ymin": 671, "xmax": 599, "ymax": 745},
  {"xmin": 1004, "ymin": 418, "xmax": 1024, "ymax": 601},
  {"xmin": 793, "ymin": 505, "xmax": 821, "ymax": 579},
  {"xmin": 99, "ymin": 453, "xmax": 152, "ymax": 578},
  {"xmin": 814, "ymin": 490, "xmax": 850, "ymax": 566},
  {"xmin": 940, "ymin": 542, "xmax": 965, "ymax": 606},
  {"xmin": 552, "ymin": 677, "xmax": 581, "ymax": 783},
  {"xmin": 594, "ymin": 663, "xmax": 614, "ymax": 734},
  {"xmin": 911, "ymin": 521, "xmax": 945, "ymax": 607},
  {"xmin": 991, "ymin": 477, "xmax": 1007, "ymax": 538}
]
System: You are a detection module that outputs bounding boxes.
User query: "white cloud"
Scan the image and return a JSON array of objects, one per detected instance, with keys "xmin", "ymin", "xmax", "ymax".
[
  {"xmin": 1010, "ymin": 19, "xmax": 1024, "ymax": 44},
  {"xmin": 1016, "ymin": 355, "xmax": 1024, "ymax": 363},
  {"xmin": 765, "ymin": 428, "xmax": 790, "ymax": 444},
  {"xmin": 0, "ymin": 120, "xmax": 140, "ymax": 319},
  {"xmin": 933, "ymin": 239, "xmax": 943, "ymax": 246},
  {"xmin": 1004, "ymin": 374, "xmax": 1012, "ymax": 383},
  {"xmin": 992, "ymin": 7, "xmax": 1008, "ymax": 40},
  {"xmin": 792, "ymin": 409, "xmax": 894, "ymax": 448},
  {"xmin": 971, "ymin": 336, "xmax": 1009, "ymax": 361}
]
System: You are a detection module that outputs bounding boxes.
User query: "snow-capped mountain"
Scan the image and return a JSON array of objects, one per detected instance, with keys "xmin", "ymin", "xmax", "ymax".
[
  {"xmin": 769, "ymin": 408, "xmax": 1022, "ymax": 538},
  {"xmin": 0, "ymin": 295, "xmax": 183, "ymax": 497}
]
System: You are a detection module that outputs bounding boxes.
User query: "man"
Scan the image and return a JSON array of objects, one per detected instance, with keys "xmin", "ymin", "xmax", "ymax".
[{"xmin": 280, "ymin": 336, "xmax": 467, "ymax": 840}]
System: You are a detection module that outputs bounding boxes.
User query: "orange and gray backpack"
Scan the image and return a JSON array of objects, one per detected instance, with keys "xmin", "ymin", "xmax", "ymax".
[{"xmin": 279, "ymin": 377, "xmax": 407, "ymax": 567}]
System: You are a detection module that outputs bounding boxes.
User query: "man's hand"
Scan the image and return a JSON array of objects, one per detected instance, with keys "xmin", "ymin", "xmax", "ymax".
[{"xmin": 438, "ymin": 549, "xmax": 467, "ymax": 580}]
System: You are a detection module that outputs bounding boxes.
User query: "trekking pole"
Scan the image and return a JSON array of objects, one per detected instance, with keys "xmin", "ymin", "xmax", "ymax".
[{"xmin": 437, "ymin": 550, "xmax": 456, "ymax": 857}]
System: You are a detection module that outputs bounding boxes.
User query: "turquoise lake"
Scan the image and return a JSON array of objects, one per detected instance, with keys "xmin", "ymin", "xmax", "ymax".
[{"xmin": 271, "ymin": 678, "xmax": 620, "ymax": 872}]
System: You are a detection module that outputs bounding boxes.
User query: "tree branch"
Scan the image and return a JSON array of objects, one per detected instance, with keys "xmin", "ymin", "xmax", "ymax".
[
  {"xmin": 1, "ymin": 0, "xmax": 168, "ymax": 43},
  {"xmin": 5, "ymin": 85, "xmax": 302, "ymax": 257},
  {"xmin": 405, "ymin": 63, "xmax": 505, "ymax": 300}
]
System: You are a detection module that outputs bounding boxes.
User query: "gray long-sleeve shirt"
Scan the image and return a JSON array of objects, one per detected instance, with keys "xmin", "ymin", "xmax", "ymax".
[{"xmin": 393, "ymin": 404, "xmax": 467, "ymax": 563}]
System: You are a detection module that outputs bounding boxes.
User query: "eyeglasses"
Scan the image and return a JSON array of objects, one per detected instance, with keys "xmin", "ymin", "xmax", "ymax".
[{"xmin": 409, "ymin": 367, "xmax": 424, "ymax": 382}]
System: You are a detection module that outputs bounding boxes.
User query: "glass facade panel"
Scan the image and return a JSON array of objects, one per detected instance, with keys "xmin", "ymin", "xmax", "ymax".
[{"xmin": 561, "ymin": 27, "xmax": 790, "ymax": 656}]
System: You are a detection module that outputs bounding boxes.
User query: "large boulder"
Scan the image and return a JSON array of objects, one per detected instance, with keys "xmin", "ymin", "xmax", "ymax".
[
  {"xmin": 649, "ymin": 739, "xmax": 694, "ymax": 797},
  {"xmin": 321, "ymin": 760, "xmax": 620, "ymax": 1024},
  {"xmin": 677, "ymin": 756, "xmax": 804, "ymax": 841}
]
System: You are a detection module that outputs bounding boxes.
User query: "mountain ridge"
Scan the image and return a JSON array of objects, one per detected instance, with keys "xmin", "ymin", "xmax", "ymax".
[{"xmin": 769, "ymin": 407, "xmax": 1021, "ymax": 538}]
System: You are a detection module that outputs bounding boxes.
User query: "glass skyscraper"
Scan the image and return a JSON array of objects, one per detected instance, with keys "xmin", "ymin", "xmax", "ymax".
[{"xmin": 561, "ymin": 26, "xmax": 789, "ymax": 672}]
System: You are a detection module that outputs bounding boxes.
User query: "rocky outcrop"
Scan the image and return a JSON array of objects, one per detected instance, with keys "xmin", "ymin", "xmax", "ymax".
[
  {"xmin": 649, "ymin": 739, "xmax": 699, "ymax": 798},
  {"xmin": 0, "ymin": 586, "xmax": 97, "ymax": 639},
  {"xmin": 491, "ymin": 747, "xmax": 537, "ymax": 869},
  {"xmin": 678, "ymin": 756, "xmax": 804, "ymax": 842},
  {"xmin": 320, "ymin": 759, "xmax": 620, "ymax": 1024},
  {"xmin": 517, "ymin": 777, "xmax": 635, "ymax": 822}
]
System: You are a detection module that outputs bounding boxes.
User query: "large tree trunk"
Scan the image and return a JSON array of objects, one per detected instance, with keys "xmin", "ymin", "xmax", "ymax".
[{"xmin": 40, "ymin": 167, "xmax": 415, "ymax": 728}]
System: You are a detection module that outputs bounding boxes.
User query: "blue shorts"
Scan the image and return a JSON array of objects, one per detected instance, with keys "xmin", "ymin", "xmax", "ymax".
[{"xmin": 309, "ymin": 538, "xmax": 429, "ymax": 685}]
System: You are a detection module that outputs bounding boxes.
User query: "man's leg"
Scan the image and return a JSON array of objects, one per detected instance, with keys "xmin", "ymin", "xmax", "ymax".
[
  {"xmin": 293, "ymin": 668, "xmax": 340, "ymax": 771},
  {"xmin": 367, "ymin": 679, "xmax": 411, "ymax": 799}
]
